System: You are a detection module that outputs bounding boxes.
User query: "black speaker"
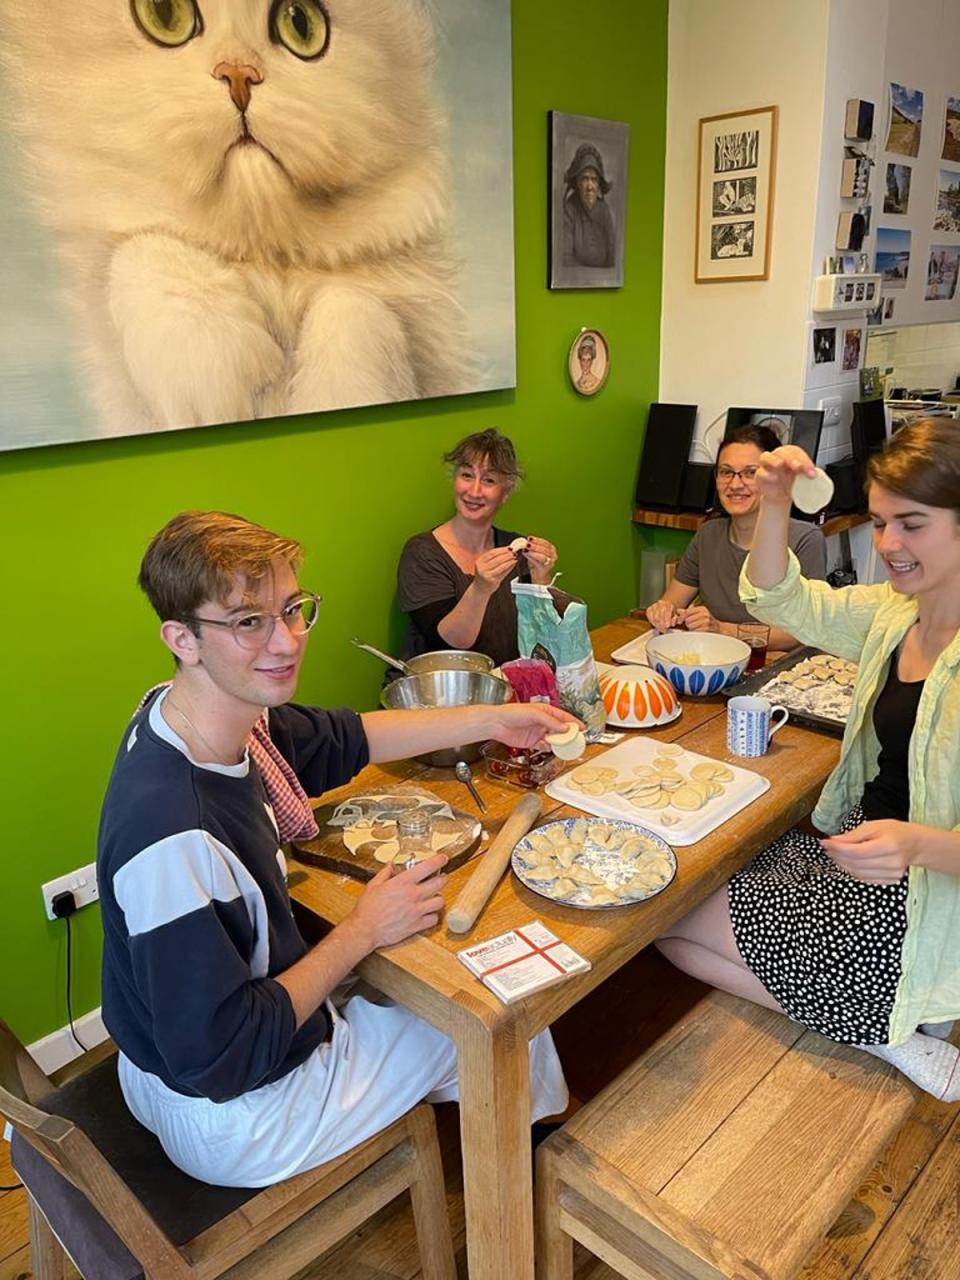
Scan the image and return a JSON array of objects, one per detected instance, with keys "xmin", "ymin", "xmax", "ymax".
[
  {"xmin": 850, "ymin": 399, "xmax": 887, "ymax": 512},
  {"xmin": 634, "ymin": 403, "xmax": 698, "ymax": 509},
  {"xmin": 678, "ymin": 462, "xmax": 715, "ymax": 512},
  {"xmin": 826, "ymin": 457, "xmax": 860, "ymax": 513}
]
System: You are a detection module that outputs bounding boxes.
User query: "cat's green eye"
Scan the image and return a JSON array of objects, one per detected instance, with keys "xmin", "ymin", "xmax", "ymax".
[
  {"xmin": 131, "ymin": 0, "xmax": 202, "ymax": 47},
  {"xmin": 270, "ymin": 0, "xmax": 330, "ymax": 60}
]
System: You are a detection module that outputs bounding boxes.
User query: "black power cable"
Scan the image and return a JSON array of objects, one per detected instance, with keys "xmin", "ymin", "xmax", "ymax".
[
  {"xmin": 51, "ymin": 891, "xmax": 88, "ymax": 1052},
  {"xmin": 64, "ymin": 914, "xmax": 88, "ymax": 1054},
  {"xmin": 1, "ymin": 893, "xmax": 92, "ymax": 1196},
  {"xmin": 1, "ymin": 895, "xmax": 93, "ymax": 1198}
]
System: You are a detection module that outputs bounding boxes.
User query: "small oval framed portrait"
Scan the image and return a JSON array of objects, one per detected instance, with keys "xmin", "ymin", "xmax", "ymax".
[{"xmin": 568, "ymin": 328, "xmax": 609, "ymax": 397}]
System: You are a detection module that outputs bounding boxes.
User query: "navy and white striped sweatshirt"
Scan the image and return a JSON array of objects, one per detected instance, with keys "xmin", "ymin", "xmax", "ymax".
[{"xmin": 97, "ymin": 692, "xmax": 369, "ymax": 1103}]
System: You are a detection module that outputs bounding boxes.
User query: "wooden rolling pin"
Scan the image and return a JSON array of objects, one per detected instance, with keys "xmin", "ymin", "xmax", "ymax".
[{"xmin": 446, "ymin": 792, "xmax": 542, "ymax": 934}]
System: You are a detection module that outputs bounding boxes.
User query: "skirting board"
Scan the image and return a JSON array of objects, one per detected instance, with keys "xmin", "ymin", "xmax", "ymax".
[{"xmin": 27, "ymin": 1007, "xmax": 110, "ymax": 1076}]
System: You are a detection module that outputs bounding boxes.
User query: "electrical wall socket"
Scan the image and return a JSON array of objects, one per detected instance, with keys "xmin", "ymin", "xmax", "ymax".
[
  {"xmin": 41, "ymin": 862, "xmax": 99, "ymax": 920},
  {"xmin": 819, "ymin": 395, "xmax": 842, "ymax": 427}
]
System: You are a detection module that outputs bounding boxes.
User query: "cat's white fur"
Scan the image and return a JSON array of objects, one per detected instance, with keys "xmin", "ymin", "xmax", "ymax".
[{"xmin": 1, "ymin": 0, "xmax": 468, "ymax": 432}]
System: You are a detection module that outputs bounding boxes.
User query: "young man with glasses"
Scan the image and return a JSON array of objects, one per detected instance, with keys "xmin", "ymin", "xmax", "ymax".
[
  {"xmin": 646, "ymin": 424, "xmax": 826, "ymax": 647},
  {"xmin": 97, "ymin": 510, "xmax": 571, "ymax": 1187}
]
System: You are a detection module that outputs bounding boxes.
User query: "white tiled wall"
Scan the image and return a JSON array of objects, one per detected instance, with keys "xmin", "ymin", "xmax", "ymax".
[{"xmin": 864, "ymin": 321, "xmax": 960, "ymax": 397}]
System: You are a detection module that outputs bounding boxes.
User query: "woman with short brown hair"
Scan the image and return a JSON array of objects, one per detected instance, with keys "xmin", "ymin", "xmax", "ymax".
[{"xmin": 397, "ymin": 429, "xmax": 558, "ymax": 665}]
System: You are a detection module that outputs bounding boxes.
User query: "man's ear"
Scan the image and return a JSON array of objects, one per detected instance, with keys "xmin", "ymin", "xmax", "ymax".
[{"xmin": 159, "ymin": 620, "xmax": 201, "ymax": 666}]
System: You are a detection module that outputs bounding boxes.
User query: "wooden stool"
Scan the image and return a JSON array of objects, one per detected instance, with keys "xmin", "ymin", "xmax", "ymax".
[{"xmin": 536, "ymin": 990, "xmax": 915, "ymax": 1280}]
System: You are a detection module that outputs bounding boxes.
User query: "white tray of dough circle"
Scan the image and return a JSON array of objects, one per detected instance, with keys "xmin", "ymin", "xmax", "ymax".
[
  {"xmin": 545, "ymin": 737, "xmax": 769, "ymax": 846},
  {"xmin": 609, "ymin": 632, "xmax": 651, "ymax": 665}
]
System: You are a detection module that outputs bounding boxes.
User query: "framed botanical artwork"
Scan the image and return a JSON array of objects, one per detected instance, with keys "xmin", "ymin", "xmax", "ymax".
[
  {"xmin": 567, "ymin": 328, "xmax": 609, "ymax": 396},
  {"xmin": 549, "ymin": 111, "xmax": 629, "ymax": 289},
  {"xmin": 695, "ymin": 106, "xmax": 777, "ymax": 283}
]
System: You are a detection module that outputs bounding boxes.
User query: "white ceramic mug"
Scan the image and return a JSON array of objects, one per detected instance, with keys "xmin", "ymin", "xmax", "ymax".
[{"xmin": 726, "ymin": 695, "xmax": 788, "ymax": 758}]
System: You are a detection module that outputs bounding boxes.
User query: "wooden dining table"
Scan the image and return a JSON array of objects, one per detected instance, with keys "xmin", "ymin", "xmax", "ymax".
[{"xmin": 288, "ymin": 618, "xmax": 843, "ymax": 1280}]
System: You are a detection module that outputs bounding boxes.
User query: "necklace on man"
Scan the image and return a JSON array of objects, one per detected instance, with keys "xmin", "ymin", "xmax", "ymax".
[{"xmin": 165, "ymin": 697, "xmax": 243, "ymax": 766}]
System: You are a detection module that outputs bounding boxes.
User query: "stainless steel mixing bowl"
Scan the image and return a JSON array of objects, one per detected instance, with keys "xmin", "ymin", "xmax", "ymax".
[
  {"xmin": 380, "ymin": 669, "xmax": 510, "ymax": 767},
  {"xmin": 400, "ymin": 649, "xmax": 496, "ymax": 677}
]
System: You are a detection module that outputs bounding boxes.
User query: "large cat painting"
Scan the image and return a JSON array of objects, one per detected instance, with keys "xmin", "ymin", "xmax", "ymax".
[{"xmin": 0, "ymin": 1, "xmax": 515, "ymax": 448}]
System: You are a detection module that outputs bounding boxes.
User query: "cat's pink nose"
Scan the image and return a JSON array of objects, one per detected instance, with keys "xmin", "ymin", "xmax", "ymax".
[{"xmin": 213, "ymin": 62, "xmax": 263, "ymax": 114}]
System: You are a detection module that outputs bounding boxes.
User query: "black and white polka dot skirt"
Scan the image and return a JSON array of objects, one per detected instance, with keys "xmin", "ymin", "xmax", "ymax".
[{"xmin": 728, "ymin": 805, "xmax": 909, "ymax": 1045}]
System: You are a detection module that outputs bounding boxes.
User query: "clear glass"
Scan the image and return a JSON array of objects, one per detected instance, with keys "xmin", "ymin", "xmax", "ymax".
[
  {"xmin": 737, "ymin": 622, "xmax": 770, "ymax": 672},
  {"xmin": 397, "ymin": 808, "xmax": 432, "ymax": 861},
  {"xmin": 186, "ymin": 593, "xmax": 322, "ymax": 650}
]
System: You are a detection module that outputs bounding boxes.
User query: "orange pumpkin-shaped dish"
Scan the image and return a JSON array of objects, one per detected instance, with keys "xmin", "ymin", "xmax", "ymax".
[{"xmin": 598, "ymin": 664, "xmax": 682, "ymax": 729}]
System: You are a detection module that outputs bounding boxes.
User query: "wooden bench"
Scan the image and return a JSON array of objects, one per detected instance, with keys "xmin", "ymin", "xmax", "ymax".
[{"xmin": 535, "ymin": 989, "xmax": 916, "ymax": 1280}]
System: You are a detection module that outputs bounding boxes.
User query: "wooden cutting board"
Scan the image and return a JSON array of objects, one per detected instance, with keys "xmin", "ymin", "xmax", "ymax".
[{"xmin": 291, "ymin": 786, "xmax": 483, "ymax": 881}]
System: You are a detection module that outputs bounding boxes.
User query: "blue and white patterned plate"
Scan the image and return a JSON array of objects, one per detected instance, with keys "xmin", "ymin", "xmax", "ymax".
[{"xmin": 512, "ymin": 817, "xmax": 677, "ymax": 910}]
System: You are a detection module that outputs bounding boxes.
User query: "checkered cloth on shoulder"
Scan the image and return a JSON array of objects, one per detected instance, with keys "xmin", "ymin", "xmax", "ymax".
[{"xmin": 136, "ymin": 685, "xmax": 319, "ymax": 841}]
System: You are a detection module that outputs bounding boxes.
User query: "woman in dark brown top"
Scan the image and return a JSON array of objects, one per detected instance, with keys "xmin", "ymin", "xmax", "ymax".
[
  {"xmin": 397, "ymin": 430, "xmax": 558, "ymax": 666},
  {"xmin": 646, "ymin": 422, "xmax": 827, "ymax": 649}
]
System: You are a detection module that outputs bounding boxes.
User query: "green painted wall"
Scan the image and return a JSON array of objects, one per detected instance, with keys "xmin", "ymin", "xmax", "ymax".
[{"xmin": 0, "ymin": 0, "xmax": 668, "ymax": 1044}]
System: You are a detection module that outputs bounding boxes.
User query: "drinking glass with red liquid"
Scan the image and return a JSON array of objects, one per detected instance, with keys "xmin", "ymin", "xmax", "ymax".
[{"xmin": 737, "ymin": 623, "xmax": 770, "ymax": 672}]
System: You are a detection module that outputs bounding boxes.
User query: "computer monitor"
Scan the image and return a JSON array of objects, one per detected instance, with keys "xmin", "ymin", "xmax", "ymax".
[
  {"xmin": 723, "ymin": 407, "xmax": 825, "ymax": 461},
  {"xmin": 702, "ymin": 406, "xmax": 826, "ymax": 518}
]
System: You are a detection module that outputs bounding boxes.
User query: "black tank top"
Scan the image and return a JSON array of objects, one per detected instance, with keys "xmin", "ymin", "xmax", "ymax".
[{"xmin": 860, "ymin": 655, "xmax": 924, "ymax": 822}]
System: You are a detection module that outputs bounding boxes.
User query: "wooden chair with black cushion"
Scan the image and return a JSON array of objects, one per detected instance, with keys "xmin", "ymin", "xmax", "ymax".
[{"xmin": 0, "ymin": 1019, "xmax": 456, "ymax": 1280}]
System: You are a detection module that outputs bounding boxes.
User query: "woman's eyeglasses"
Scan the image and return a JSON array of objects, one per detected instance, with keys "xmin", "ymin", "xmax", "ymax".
[{"xmin": 715, "ymin": 466, "xmax": 759, "ymax": 486}]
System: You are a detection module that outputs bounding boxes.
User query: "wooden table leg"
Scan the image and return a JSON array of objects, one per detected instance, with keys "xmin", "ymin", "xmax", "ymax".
[{"xmin": 454, "ymin": 995, "xmax": 535, "ymax": 1280}]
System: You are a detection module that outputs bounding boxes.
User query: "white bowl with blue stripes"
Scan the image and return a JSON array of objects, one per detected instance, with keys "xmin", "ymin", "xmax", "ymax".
[{"xmin": 644, "ymin": 630, "xmax": 751, "ymax": 697}]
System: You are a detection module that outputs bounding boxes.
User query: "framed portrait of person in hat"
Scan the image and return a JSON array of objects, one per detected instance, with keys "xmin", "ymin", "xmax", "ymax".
[{"xmin": 549, "ymin": 111, "xmax": 630, "ymax": 289}]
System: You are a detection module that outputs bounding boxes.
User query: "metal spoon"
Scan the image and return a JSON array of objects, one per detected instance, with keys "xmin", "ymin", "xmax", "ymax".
[
  {"xmin": 455, "ymin": 760, "xmax": 487, "ymax": 813},
  {"xmin": 351, "ymin": 637, "xmax": 414, "ymax": 676}
]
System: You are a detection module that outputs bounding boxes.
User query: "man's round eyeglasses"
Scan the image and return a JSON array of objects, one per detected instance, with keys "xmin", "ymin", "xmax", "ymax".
[
  {"xmin": 184, "ymin": 593, "xmax": 322, "ymax": 650},
  {"xmin": 715, "ymin": 466, "xmax": 759, "ymax": 485}
]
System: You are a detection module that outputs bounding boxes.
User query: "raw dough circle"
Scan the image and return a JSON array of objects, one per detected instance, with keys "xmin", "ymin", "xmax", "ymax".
[
  {"xmin": 791, "ymin": 467, "xmax": 835, "ymax": 514},
  {"xmin": 509, "ymin": 536, "xmax": 529, "ymax": 554},
  {"xmin": 546, "ymin": 722, "xmax": 587, "ymax": 760}
]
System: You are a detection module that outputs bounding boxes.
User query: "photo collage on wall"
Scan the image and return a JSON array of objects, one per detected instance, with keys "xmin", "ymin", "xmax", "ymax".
[
  {"xmin": 926, "ymin": 94, "xmax": 960, "ymax": 301},
  {"xmin": 871, "ymin": 82, "xmax": 960, "ymax": 313}
]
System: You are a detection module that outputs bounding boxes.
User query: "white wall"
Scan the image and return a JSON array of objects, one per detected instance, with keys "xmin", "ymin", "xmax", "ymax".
[
  {"xmin": 659, "ymin": 0, "xmax": 830, "ymax": 452},
  {"xmin": 801, "ymin": 0, "xmax": 889, "ymax": 472},
  {"xmin": 803, "ymin": 0, "xmax": 960, "ymax": 468},
  {"xmin": 865, "ymin": 319, "xmax": 960, "ymax": 395},
  {"xmin": 878, "ymin": 0, "xmax": 960, "ymax": 328}
]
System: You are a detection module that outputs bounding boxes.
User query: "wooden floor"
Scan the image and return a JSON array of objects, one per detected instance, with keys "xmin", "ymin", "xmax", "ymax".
[{"xmin": 2, "ymin": 950, "xmax": 957, "ymax": 1280}]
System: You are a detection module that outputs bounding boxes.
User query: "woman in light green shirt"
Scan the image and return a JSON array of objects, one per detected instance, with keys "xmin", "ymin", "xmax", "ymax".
[{"xmin": 657, "ymin": 418, "xmax": 960, "ymax": 1102}]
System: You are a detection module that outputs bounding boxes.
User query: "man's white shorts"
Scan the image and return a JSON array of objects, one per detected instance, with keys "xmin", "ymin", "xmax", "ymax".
[{"xmin": 119, "ymin": 993, "xmax": 568, "ymax": 1186}]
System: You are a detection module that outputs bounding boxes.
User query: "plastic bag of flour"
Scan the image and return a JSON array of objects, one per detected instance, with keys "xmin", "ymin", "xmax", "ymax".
[{"xmin": 511, "ymin": 582, "xmax": 606, "ymax": 735}]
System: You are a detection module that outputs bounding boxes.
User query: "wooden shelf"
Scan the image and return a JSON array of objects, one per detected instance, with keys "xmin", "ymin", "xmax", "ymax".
[
  {"xmin": 632, "ymin": 508, "xmax": 869, "ymax": 538},
  {"xmin": 820, "ymin": 512, "xmax": 871, "ymax": 537}
]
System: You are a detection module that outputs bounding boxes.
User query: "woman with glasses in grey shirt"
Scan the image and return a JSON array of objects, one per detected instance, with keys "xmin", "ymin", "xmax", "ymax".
[{"xmin": 645, "ymin": 423, "xmax": 827, "ymax": 649}]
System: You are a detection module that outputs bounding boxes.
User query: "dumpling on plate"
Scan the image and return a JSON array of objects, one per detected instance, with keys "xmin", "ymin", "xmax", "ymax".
[
  {"xmin": 587, "ymin": 887, "xmax": 621, "ymax": 906},
  {"xmin": 553, "ymin": 843, "xmax": 580, "ymax": 869},
  {"xmin": 566, "ymin": 863, "xmax": 604, "ymax": 887},
  {"xmin": 551, "ymin": 877, "xmax": 577, "ymax": 899},
  {"xmin": 524, "ymin": 861, "xmax": 559, "ymax": 882}
]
